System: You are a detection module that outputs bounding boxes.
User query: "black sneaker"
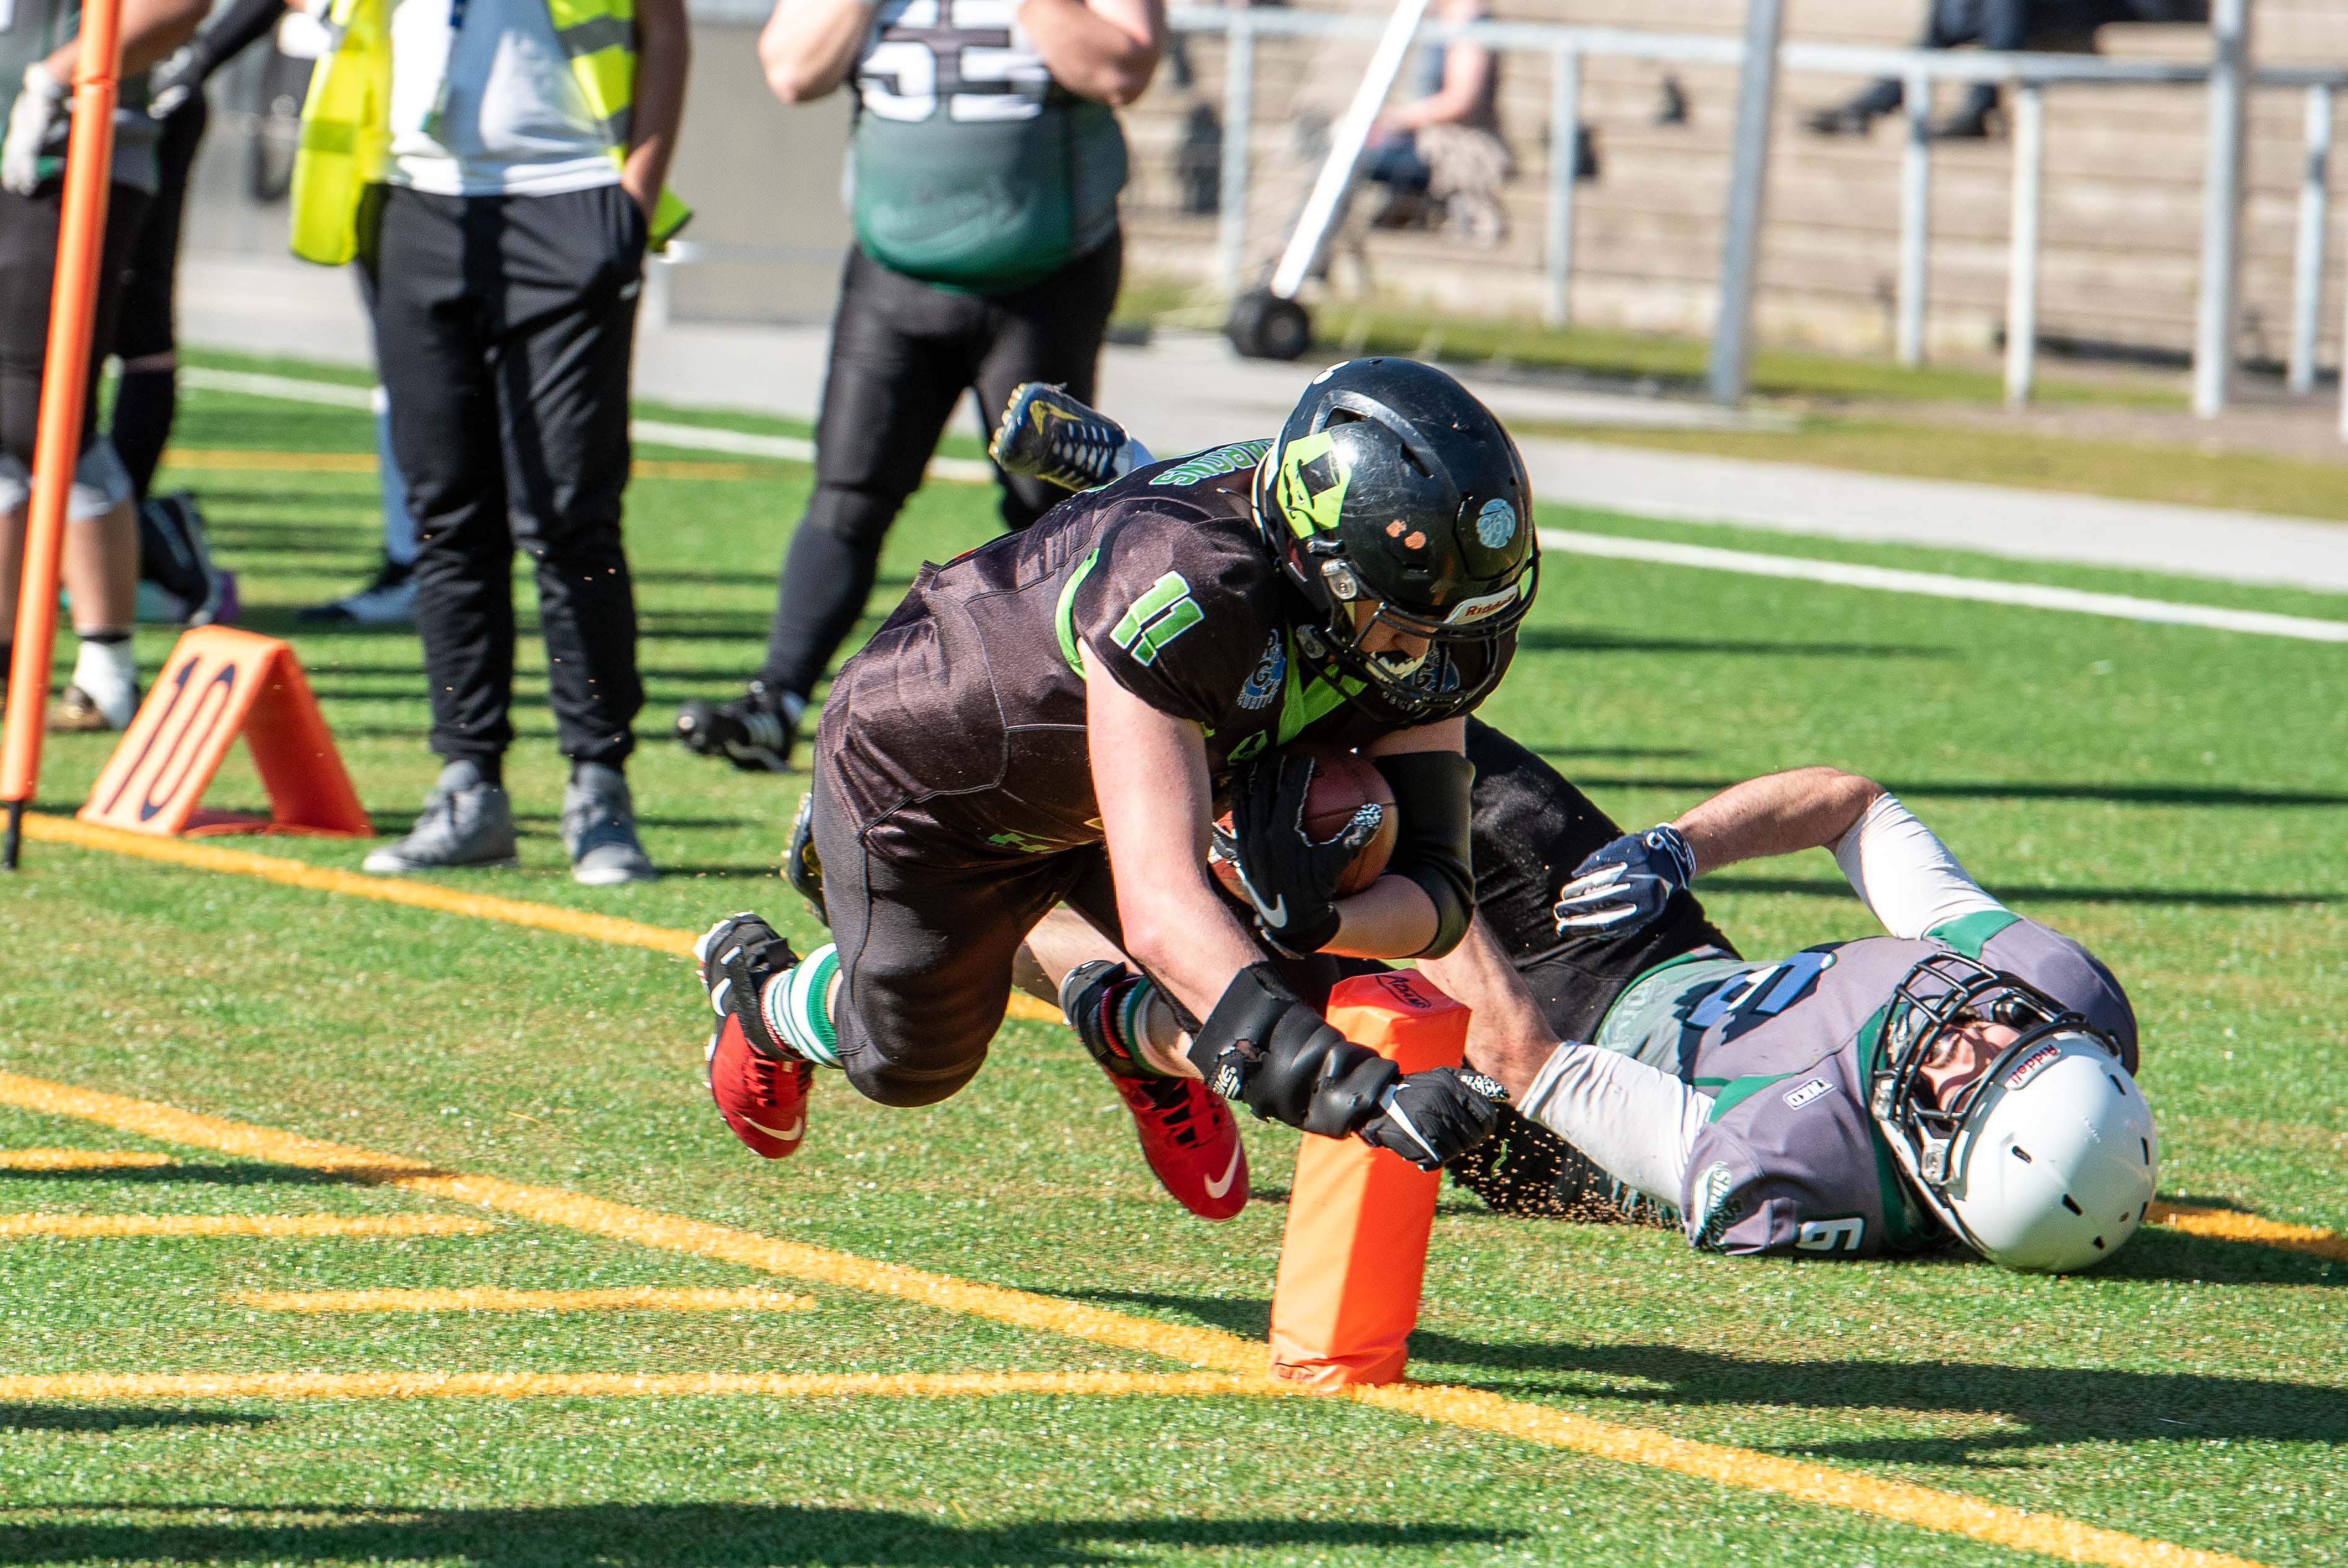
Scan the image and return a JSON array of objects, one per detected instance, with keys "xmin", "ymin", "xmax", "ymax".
[
  {"xmin": 989, "ymin": 383, "xmax": 1135, "ymax": 494},
  {"xmin": 674, "ymin": 681, "xmax": 796, "ymax": 773}
]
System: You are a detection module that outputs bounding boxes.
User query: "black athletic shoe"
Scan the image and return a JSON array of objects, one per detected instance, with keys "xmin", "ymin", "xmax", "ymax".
[
  {"xmin": 674, "ymin": 681, "xmax": 796, "ymax": 773},
  {"xmin": 299, "ymin": 555, "xmax": 416, "ymax": 626},
  {"xmin": 989, "ymin": 383, "xmax": 1135, "ymax": 494}
]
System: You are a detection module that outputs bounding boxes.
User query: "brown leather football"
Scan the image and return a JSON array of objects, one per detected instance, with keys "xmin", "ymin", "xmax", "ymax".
[{"xmin": 1210, "ymin": 743, "xmax": 1399, "ymax": 900}]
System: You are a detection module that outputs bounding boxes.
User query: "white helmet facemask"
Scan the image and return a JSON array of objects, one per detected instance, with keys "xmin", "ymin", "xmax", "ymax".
[{"xmin": 1870, "ymin": 954, "xmax": 2158, "ymax": 1273}]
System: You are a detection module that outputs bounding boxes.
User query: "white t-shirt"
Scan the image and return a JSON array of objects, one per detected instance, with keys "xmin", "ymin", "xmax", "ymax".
[{"xmin": 385, "ymin": 0, "xmax": 619, "ymax": 196}]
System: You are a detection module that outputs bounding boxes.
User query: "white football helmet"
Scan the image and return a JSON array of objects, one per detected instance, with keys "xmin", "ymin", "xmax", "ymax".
[{"xmin": 1872, "ymin": 954, "xmax": 2158, "ymax": 1273}]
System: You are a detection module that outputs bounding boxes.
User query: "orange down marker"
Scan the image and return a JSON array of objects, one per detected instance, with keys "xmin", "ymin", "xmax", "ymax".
[
  {"xmin": 78, "ymin": 627, "xmax": 370, "ymax": 838},
  {"xmin": 1268, "ymin": 970, "xmax": 1469, "ymax": 1388}
]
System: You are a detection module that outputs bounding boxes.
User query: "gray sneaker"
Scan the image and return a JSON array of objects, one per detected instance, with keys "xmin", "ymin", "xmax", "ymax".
[
  {"xmin": 562, "ymin": 762, "xmax": 657, "ymax": 886},
  {"xmin": 363, "ymin": 760, "xmax": 518, "ymax": 874}
]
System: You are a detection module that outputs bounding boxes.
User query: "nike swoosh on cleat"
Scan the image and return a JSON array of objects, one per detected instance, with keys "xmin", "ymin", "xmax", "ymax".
[
  {"xmin": 744, "ymin": 1116, "xmax": 803, "ymax": 1143},
  {"xmin": 1203, "ymin": 1146, "xmax": 1242, "ymax": 1199}
]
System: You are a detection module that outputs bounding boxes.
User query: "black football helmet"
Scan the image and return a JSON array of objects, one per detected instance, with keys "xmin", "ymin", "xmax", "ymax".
[{"xmin": 1252, "ymin": 359, "xmax": 1537, "ymax": 721}]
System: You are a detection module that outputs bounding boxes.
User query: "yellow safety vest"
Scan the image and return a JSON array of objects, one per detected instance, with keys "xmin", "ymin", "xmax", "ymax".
[{"xmin": 289, "ymin": 0, "xmax": 690, "ymax": 266}]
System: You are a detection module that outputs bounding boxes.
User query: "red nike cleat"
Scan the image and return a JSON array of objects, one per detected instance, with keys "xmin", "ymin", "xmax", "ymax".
[
  {"xmin": 707, "ymin": 1013, "xmax": 814, "ymax": 1159},
  {"xmin": 1104, "ymin": 1062, "xmax": 1249, "ymax": 1220}
]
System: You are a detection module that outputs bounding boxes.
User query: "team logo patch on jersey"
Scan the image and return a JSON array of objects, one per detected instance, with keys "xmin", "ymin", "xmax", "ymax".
[
  {"xmin": 1238, "ymin": 633, "xmax": 1285, "ymax": 709},
  {"xmin": 1782, "ymin": 1078, "xmax": 1831, "ymax": 1110},
  {"xmin": 1691, "ymin": 1161, "xmax": 1740, "ymax": 1249},
  {"xmin": 2004, "ymin": 1041, "xmax": 2064, "ymax": 1090},
  {"xmin": 1149, "ymin": 440, "xmax": 1272, "ymax": 487},
  {"xmin": 1474, "ymin": 497, "xmax": 1519, "ymax": 549}
]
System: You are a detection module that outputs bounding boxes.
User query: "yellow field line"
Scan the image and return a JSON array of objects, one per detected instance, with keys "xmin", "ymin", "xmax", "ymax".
[
  {"xmin": 0, "ymin": 1213, "xmax": 495, "ymax": 1238},
  {"xmin": 2149, "ymin": 1200, "xmax": 2348, "ymax": 1263},
  {"xmin": 160, "ymin": 449, "xmax": 761, "ymax": 482},
  {"xmin": 0, "ymin": 1068, "xmax": 2268, "ymax": 1568},
  {"xmin": 0, "ymin": 1369, "xmax": 1261, "ymax": 1403},
  {"xmin": 0, "ymin": 1148, "xmax": 173, "ymax": 1169},
  {"xmin": 233, "ymin": 1286, "xmax": 812, "ymax": 1313},
  {"xmin": 17, "ymin": 814, "xmax": 1063, "ymax": 1022}
]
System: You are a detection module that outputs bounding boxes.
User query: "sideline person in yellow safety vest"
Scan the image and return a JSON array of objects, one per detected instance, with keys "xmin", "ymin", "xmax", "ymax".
[
  {"xmin": 287, "ymin": 0, "xmax": 687, "ymax": 264},
  {"xmin": 286, "ymin": 0, "xmax": 690, "ymax": 887}
]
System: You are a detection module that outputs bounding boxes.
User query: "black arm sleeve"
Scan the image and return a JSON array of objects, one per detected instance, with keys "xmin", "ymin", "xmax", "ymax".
[
  {"xmin": 196, "ymin": 0, "xmax": 290, "ymax": 79},
  {"xmin": 1371, "ymin": 750, "xmax": 1476, "ymax": 959},
  {"xmin": 1184, "ymin": 964, "xmax": 1399, "ymax": 1136}
]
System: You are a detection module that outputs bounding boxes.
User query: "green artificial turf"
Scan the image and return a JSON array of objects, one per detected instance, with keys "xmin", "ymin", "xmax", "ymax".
[{"xmin": 0, "ymin": 370, "xmax": 2341, "ymax": 1567}]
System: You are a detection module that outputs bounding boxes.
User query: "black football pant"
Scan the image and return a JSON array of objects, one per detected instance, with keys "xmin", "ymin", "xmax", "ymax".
[
  {"xmin": 757, "ymin": 234, "xmax": 1123, "ymax": 703},
  {"xmin": 364, "ymin": 182, "xmax": 648, "ymax": 768},
  {"xmin": 110, "ymin": 95, "xmax": 206, "ymax": 503},
  {"xmin": 802, "ymin": 709, "xmax": 1733, "ymax": 1120},
  {"xmin": 1450, "ymin": 719, "xmax": 1740, "ymax": 1217},
  {"xmin": 0, "ymin": 180, "xmax": 148, "ymax": 491}
]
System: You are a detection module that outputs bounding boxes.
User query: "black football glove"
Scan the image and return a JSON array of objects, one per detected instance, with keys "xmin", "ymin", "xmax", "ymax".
[
  {"xmin": 1552, "ymin": 825, "xmax": 1697, "ymax": 938},
  {"xmin": 1358, "ymin": 1066, "xmax": 1508, "ymax": 1171},
  {"xmin": 146, "ymin": 40, "xmax": 213, "ymax": 120},
  {"xmin": 1217, "ymin": 751, "xmax": 1382, "ymax": 957}
]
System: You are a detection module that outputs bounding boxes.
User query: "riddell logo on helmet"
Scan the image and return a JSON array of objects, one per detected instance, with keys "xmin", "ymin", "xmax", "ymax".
[
  {"xmin": 1444, "ymin": 585, "xmax": 1521, "ymax": 625},
  {"xmin": 2004, "ymin": 1042, "xmax": 2064, "ymax": 1089}
]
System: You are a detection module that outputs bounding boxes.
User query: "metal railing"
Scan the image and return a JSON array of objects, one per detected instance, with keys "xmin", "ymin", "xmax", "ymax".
[{"xmin": 1170, "ymin": 3, "xmax": 2348, "ymax": 422}]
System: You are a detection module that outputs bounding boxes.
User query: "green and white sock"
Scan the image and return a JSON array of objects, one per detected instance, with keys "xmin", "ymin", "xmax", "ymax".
[{"xmin": 762, "ymin": 943, "xmax": 840, "ymax": 1068}]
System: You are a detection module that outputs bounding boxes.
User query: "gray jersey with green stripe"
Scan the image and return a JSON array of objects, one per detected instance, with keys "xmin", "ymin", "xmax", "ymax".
[
  {"xmin": 1595, "ymin": 912, "xmax": 2137, "ymax": 1258},
  {"xmin": 819, "ymin": 443, "xmax": 1513, "ymax": 861},
  {"xmin": 0, "ymin": 0, "xmax": 158, "ymax": 192},
  {"xmin": 846, "ymin": 0, "xmax": 1127, "ymax": 294}
]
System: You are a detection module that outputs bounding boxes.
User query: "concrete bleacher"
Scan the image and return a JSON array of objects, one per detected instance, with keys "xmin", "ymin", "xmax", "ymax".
[{"xmin": 1118, "ymin": 0, "xmax": 2348, "ymax": 367}]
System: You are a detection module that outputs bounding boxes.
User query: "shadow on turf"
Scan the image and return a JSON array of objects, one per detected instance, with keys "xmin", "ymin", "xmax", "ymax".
[
  {"xmin": 0, "ymin": 1505, "xmax": 1517, "ymax": 1565},
  {"xmin": 1515, "ymin": 629, "xmax": 1953, "ymax": 660},
  {"xmin": 1701, "ymin": 874, "xmax": 2337, "ymax": 908},
  {"xmin": 0, "ymin": 1408, "xmax": 271, "ymax": 1435},
  {"xmin": 1402, "ymin": 1335, "xmax": 2348, "ymax": 1461},
  {"xmin": 1558, "ymin": 774, "xmax": 2348, "ymax": 811}
]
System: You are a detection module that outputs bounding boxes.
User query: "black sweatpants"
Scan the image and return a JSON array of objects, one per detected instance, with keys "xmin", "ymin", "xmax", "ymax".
[
  {"xmin": 111, "ymin": 96, "xmax": 208, "ymax": 502},
  {"xmin": 363, "ymin": 182, "xmax": 647, "ymax": 767},
  {"xmin": 757, "ymin": 234, "xmax": 1124, "ymax": 702},
  {"xmin": 0, "ymin": 180, "xmax": 149, "ymax": 481}
]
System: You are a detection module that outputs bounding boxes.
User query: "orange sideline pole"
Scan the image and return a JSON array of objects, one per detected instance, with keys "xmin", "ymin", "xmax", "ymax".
[{"xmin": 1, "ymin": 0, "xmax": 124, "ymax": 869}]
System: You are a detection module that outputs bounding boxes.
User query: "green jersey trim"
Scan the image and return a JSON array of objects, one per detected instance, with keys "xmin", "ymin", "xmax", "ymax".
[
  {"xmin": 1274, "ymin": 640, "xmax": 1364, "ymax": 745},
  {"xmin": 1927, "ymin": 908, "xmax": 2020, "ymax": 958},
  {"xmin": 1054, "ymin": 548, "xmax": 1102, "ymax": 679},
  {"xmin": 1853, "ymin": 1004, "xmax": 1945, "ymax": 1252},
  {"xmin": 1707, "ymin": 1072, "xmax": 1801, "ymax": 1122}
]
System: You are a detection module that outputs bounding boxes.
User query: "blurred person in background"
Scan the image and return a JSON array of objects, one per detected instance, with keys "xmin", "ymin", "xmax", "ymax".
[
  {"xmin": 1804, "ymin": 0, "xmax": 2204, "ymax": 141},
  {"xmin": 1, "ymin": 0, "xmax": 207, "ymax": 731},
  {"xmin": 110, "ymin": 0, "xmax": 303, "ymax": 633},
  {"xmin": 113, "ymin": 0, "xmax": 419, "ymax": 628},
  {"xmin": 289, "ymin": 0, "xmax": 689, "ymax": 882},
  {"xmin": 1358, "ymin": 0, "xmax": 1511, "ymax": 240},
  {"xmin": 670, "ymin": 0, "xmax": 1163, "ymax": 775}
]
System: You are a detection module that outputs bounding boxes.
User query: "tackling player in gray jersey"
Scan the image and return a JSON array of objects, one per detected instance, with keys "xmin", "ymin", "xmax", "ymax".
[{"xmin": 1424, "ymin": 767, "xmax": 2158, "ymax": 1272}]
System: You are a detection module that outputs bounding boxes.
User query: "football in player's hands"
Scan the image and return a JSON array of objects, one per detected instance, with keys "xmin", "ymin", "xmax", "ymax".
[
  {"xmin": 1552, "ymin": 824, "xmax": 1698, "ymax": 936},
  {"xmin": 1209, "ymin": 743, "xmax": 1397, "ymax": 900},
  {"xmin": 1209, "ymin": 746, "xmax": 1397, "ymax": 956}
]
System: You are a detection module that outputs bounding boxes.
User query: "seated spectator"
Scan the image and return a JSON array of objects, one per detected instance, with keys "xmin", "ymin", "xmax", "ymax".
[
  {"xmin": 1806, "ymin": 0, "xmax": 2188, "ymax": 141},
  {"xmin": 1360, "ymin": 0, "xmax": 1512, "ymax": 243}
]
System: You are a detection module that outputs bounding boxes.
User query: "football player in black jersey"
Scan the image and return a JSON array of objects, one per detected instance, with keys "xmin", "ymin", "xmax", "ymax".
[{"xmin": 693, "ymin": 360, "xmax": 1536, "ymax": 1217}]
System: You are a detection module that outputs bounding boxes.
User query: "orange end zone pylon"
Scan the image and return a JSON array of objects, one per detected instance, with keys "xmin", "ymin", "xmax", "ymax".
[
  {"xmin": 1267, "ymin": 970, "xmax": 1469, "ymax": 1388},
  {"xmin": 78, "ymin": 627, "xmax": 371, "ymax": 838}
]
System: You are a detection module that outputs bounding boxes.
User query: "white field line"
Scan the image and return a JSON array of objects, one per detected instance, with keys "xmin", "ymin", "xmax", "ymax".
[
  {"xmin": 182, "ymin": 367, "xmax": 2344, "ymax": 641},
  {"xmin": 180, "ymin": 368, "xmax": 995, "ymax": 485},
  {"xmin": 1538, "ymin": 528, "xmax": 2348, "ymax": 644}
]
